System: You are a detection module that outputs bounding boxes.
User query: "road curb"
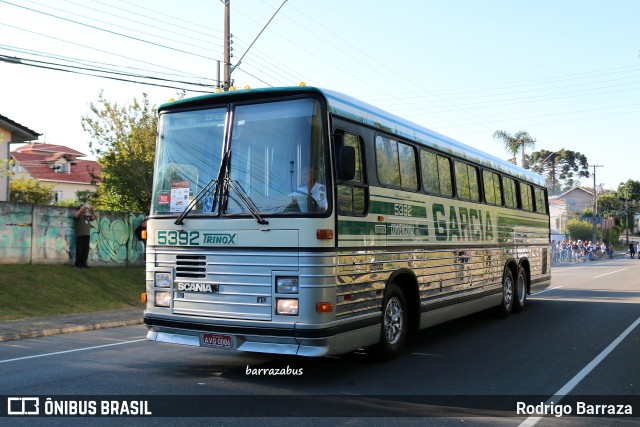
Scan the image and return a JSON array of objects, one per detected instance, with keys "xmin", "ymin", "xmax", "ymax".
[
  {"xmin": 0, "ymin": 310, "xmax": 144, "ymax": 343},
  {"xmin": 0, "ymin": 319, "xmax": 143, "ymax": 343}
]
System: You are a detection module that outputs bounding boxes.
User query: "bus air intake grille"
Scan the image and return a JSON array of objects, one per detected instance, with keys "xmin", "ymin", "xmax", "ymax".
[{"xmin": 175, "ymin": 255, "xmax": 207, "ymax": 279}]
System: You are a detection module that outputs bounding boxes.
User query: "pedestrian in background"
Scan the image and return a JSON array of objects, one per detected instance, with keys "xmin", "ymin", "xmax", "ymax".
[
  {"xmin": 608, "ymin": 242, "xmax": 614, "ymax": 259},
  {"xmin": 74, "ymin": 203, "xmax": 97, "ymax": 269},
  {"xmin": 630, "ymin": 242, "xmax": 636, "ymax": 259}
]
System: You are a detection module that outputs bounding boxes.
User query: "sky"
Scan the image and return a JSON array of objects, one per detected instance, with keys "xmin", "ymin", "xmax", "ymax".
[{"xmin": 1, "ymin": 0, "xmax": 638, "ymax": 190}]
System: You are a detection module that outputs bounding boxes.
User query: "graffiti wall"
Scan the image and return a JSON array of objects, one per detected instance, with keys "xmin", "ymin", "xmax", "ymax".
[{"xmin": 0, "ymin": 202, "xmax": 145, "ymax": 265}]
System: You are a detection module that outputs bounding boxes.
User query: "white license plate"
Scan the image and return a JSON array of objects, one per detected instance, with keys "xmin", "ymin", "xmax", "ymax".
[{"xmin": 201, "ymin": 333, "xmax": 233, "ymax": 348}]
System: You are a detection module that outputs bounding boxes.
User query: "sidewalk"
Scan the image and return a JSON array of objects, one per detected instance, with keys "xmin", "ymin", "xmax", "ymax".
[{"xmin": 0, "ymin": 308, "xmax": 143, "ymax": 343}]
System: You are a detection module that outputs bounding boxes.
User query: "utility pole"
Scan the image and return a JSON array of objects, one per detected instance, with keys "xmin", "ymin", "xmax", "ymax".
[
  {"xmin": 623, "ymin": 198, "xmax": 630, "ymax": 246},
  {"xmin": 591, "ymin": 164, "xmax": 604, "ymax": 242},
  {"xmin": 223, "ymin": 0, "xmax": 232, "ymax": 90}
]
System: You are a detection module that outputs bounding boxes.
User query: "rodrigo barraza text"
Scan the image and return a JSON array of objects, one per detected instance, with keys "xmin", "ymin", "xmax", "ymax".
[{"xmin": 517, "ymin": 401, "xmax": 633, "ymax": 417}]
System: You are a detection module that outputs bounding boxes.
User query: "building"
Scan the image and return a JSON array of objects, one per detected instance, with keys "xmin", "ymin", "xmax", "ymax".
[
  {"xmin": 548, "ymin": 186, "xmax": 594, "ymax": 236},
  {"xmin": 0, "ymin": 114, "xmax": 40, "ymax": 201},
  {"xmin": 10, "ymin": 143, "xmax": 101, "ymax": 203}
]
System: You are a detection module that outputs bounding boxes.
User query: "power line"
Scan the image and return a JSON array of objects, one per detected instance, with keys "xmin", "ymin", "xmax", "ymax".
[
  {"xmin": 0, "ymin": 0, "xmax": 217, "ymax": 60},
  {"xmin": 367, "ymin": 64, "xmax": 640, "ymax": 100},
  {"xmin": 62, "ymin": 0, "xmax": 225, "ymax": 47},
  {"xmin": 0, "ymin": 54, "xmax": 214, "ymax": 93},
  {"xmin": 0, "ymin": 44, "xmax": 214, "ymax": 81},
  {"xmin": 0, "ymin": 22, "xmax": 210, "ymax": 80},
  {"xmin": 0, "ymin": 54, "xmax": 215, "ymax": 88}
]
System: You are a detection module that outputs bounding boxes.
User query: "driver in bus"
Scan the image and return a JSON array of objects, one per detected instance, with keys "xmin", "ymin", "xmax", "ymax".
[{"xmin": 298, "ymin": 165, "xmax": 327, "ymax": 210}]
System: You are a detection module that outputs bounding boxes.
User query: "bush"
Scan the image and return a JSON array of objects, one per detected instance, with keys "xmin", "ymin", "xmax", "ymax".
[
  {"xmin": 9, "ymin": 177, "xmax": 54, "ymax": 204},
  {"xmin": 565, "ymin": 218, "xmax": 596, "ymax": 241}
]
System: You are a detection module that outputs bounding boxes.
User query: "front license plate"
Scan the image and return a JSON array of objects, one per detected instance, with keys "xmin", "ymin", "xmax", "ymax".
[{"xmin": 201, "ymin": 333, "xmax": 233, "ymax": 348}]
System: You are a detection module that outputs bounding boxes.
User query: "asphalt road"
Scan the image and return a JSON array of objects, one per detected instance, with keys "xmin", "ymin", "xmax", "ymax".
[{"xmin": 1, "ymin": 257, "xmax": 639, "ymax": 426}]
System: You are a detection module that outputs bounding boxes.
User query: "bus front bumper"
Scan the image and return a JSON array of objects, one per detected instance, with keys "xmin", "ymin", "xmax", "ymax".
[{"xmin": 143, "ymin": 314, "xmax": 381, "ymax": 357}]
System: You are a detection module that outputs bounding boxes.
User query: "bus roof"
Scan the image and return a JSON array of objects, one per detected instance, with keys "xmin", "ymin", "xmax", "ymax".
[{"xmin": 159, "ymin": 86, "xmax": 545, "ymax": 186}]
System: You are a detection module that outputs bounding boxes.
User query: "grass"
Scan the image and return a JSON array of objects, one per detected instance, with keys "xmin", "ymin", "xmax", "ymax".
[{"xmin": 0, "ymin": 264, "xmax": 146, "ymax": 321}]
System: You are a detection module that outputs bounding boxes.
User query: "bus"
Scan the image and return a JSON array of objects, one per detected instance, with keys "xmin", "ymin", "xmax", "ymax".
[{"xmin": 143, "ymin": 85, "xmax": 550, "ymax": 360}]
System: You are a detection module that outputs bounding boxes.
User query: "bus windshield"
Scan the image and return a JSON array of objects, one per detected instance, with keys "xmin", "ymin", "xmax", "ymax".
[{"xmin": 151, "ymin": 97, "xmax": 327, "ymax": 217}]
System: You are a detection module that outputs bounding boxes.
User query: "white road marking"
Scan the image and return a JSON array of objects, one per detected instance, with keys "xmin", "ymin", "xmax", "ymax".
[
  {"xmin": 592, "ymin": 269, "xmax": 626, "ymax": 279},
  {"xmin": 518, "ymin": 316, "xmax": 640, "ymax": 427},
  {"xmin": 531, "ymin": 286, "xmax": 563, "ymax": 295},
  {"xmin": 0, "ymin": 338, "xmax": 146, "ymax": 364}
]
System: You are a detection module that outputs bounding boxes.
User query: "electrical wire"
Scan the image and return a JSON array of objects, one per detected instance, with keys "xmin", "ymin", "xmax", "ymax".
[
  {"xmin": 0, "ymin": 44, "xmax": 213, "ymax": 81},
  {"xmin": 0, "ymin": 54, "xmax": 215, "ymax": 93},
  {"xmin": 0, "ymin": 22, "xmax": 211, "ymax": 80},
  {"xmin": 0, "ymin": 0, "xmax": 218, "ymax": 60},
  {"xmin": 0, "ymin": 53, "xmax": 215, "ymax": 88}
]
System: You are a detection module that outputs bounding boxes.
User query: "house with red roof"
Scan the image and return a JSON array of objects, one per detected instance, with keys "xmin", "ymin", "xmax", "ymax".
[{"xmin": 10, "ymin": 142, "xmax": 102, "ymax": 203}]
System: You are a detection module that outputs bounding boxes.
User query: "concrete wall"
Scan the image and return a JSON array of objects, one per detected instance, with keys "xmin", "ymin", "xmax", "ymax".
[{"xmin": 0, "ymin": 202, "xmax": 145, "ymax": 265}]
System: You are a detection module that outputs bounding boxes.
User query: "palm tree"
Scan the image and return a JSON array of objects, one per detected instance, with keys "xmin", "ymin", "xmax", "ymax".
[{"xmin": 493, "ymin": 130, "xmax": 536, "ymax": 168}]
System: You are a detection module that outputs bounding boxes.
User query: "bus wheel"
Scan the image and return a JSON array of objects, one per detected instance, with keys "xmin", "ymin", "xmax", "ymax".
[
  {"xmin": 496, "ymin": 266, "xmax": 514, "ymax": 317},
  {"xmin": 368, "ymin": 284, "xmax": 407, "ymax": 361},
  {"xmin": 513, "ymin": 266, "xmax": 527, "ymax": 313}
]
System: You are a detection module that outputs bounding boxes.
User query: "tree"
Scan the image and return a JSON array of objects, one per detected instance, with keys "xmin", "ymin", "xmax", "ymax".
[
  {"xmin": 81, "ymin": 92, "xmax": 157, "ymax": 213},
  {"xmin": 493, "ymin": 130, "xmax": 536, "ymax": 167},
  {"xmin": 616, "ymin": 180, "xmax": 640, "ymax": 238},
  {"xmin": 9, "ymin": 176, "xmax": 55, "ymax": 204},
  {"xmin": 616, "ymin": 179, "xmax": 640, "ymax": 201},
  {"xmin": 597, "ymin": 193, "xmax": 622, "ymax": 221},
  {"xmin": 527, "ymin": 149, "xmax": 589, "ymax": 195}
]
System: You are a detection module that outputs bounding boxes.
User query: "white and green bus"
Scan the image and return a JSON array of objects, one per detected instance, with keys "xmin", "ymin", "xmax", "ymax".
[{"xmin": 143, "ymin": 86, "xmax": 550, "ymax": 360}]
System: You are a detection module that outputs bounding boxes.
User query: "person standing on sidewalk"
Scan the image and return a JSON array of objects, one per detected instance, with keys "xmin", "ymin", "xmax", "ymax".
[
  {"xmin": 630, "ymin": 242, "xmax": 636, "ymax": 259},
  {"xmin": 608, "ymin": 242, "xmax": 614, "ymax": 259},
  {"xmin": 74, "ymin": 203, "xmax": 97, "ymax": 269}
]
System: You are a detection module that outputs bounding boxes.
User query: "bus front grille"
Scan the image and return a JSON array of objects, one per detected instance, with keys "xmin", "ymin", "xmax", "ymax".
[
  {"xmin": 175, "ymin": 255, "xmax": 207, "ymax": 279},
  {"xmin": 156, "ymin": 250, "xmax": 299, "ymax": 321}
]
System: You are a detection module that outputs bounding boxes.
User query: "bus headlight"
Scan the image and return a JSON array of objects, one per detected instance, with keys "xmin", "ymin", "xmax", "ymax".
[
  {"xmin": 155, "ymin": 272, "xmax": 172, "ymax": 288},
  {"xmin": 155, "ymin": 291, "xmax": 171, "ymax": 307},
  {"xmin": 276, "ymin": 276, "xmax": 299, "ymax": 294},
  {"xmin": 276, "ymin": 298, "xmax": 299, "ymax": 315}
]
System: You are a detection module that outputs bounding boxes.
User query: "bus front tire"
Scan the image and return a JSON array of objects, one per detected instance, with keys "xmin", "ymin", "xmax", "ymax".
[{"xmin": 368, "ymin": 284, "xmax": 407, "ymax": 361}]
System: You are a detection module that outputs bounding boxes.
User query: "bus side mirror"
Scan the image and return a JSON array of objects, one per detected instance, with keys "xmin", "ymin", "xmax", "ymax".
[{"xmin": 340, "ymin": 146, "xmax": 356, "ymax": 182}]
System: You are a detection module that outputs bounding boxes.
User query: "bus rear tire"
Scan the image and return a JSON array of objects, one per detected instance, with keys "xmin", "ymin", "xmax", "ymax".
[
  {"xmin": 368, "ymin": 284, "xmax": 407, "ymax": 361},
  {"xmin": 496, "ymin": 266, "xmax": 514, "ymax": 317},
  {"xmin": 513, "ymin": 266, "xmax": 527, "ymax": 313}
]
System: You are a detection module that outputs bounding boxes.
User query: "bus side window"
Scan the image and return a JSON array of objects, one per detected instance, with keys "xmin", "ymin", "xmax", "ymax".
[
  {"xmin": 336, "ymin": 131, "xmax": 367, "ymax": 216},
  {"xmin": 503, "ymin": 177, "xmax": 517, "ymax": 208},
  {"xmin": 375, "ymin": 135, "xmax": 418, "ymax": 191},
  {"xmin": 534, "ymin": 187, "xmax": 547, "ymax": 214},
  {"xmin": 421, "ymin": 150, "xmax": 453, "ymax": 197},
  {"xmin": 520, "ymin": 182, "xmax": 534, "ymax": 211},
  {"xmin": 483, "ymin": 170, "xmax": 503, "ymax": 205},
  {"xmin": 454, "ymin": 161, "xmax": 480, "ymax": 201}
]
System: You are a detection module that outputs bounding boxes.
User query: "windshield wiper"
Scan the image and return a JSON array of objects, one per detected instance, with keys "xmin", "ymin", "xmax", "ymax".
[
  {"xmin": 224, "ymin": 178, "xmax": 268, "ymax": 225},
  {"xmin": 174, "ymin": 178, "xmax": 219, "ymax": 225}
]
